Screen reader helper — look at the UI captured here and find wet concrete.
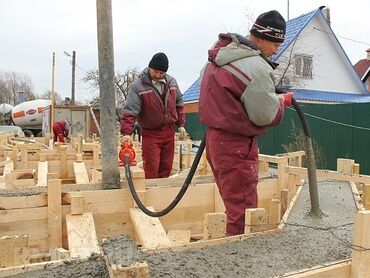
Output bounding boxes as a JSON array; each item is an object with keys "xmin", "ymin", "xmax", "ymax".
[{"xmin": 9, "ymin": 179, "xmax": 357, "ymax": 277}]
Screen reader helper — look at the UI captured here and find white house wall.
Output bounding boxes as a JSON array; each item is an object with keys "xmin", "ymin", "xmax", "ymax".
[{"xmin": 278, "ymin": 13, "xmax": 366, "ymax": 94}]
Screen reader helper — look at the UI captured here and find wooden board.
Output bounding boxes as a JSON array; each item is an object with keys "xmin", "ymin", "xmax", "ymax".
[
  {"xmin": 66, "ymin": 212, "xmax": 100, "ymax": 259},
  {"xmin": 129, "ymin": 207, "xmax": 171, "ymax": 249},
  {"xmin": 73, "ymin": 162, "xmax": 90, "ymax": 184},
  {"xmin": 37, "ymin": 161, "xmax": 48, "ymax": 186}
]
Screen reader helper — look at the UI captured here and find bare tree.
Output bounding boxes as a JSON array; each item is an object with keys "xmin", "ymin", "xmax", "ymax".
[
  {"xmin": 0, "ymin": 71, "xmax": 36, "ymax": 105},
  {"xmin": 38, "ymin": 90, "xmax": 63, "ymax": 102},
  {"xmin": 83, "ymin": 69, "xmax": 138, "ymax": 121}
]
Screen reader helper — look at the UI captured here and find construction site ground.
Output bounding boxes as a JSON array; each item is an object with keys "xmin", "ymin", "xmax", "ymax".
[{"xmin": 8, "ymin": 178, "xmax": 356, "ymax": 278}]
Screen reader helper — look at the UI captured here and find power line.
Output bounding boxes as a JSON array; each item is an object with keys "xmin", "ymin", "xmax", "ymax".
[
  {"xmin": 287, "ymin": 107, "xmax": 370, "ymax": 131},
  {"xmin": 313, "ymin": 27, "xmax": 370, "ymax": 47}
]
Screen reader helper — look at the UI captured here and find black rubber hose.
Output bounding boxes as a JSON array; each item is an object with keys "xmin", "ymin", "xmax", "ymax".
[
  {"xmin": 276, "ymin": 88, "xmax": 321, "ymax": 216},
  {"xmin": 291, "ymin": 98, "xmax": 322, "ymax": 217},
  {"xmin": 125, "ymin": 136, "xmax": 206, "ymax": 217}
]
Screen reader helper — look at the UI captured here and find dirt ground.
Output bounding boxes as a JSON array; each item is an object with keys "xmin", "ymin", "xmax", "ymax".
[{"xmin": 9, "ymin": 179, "xmax": 356, "ymax": 278}]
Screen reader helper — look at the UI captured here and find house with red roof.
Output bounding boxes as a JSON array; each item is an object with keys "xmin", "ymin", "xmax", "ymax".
[{"xmin": 354, "ymin": 49, "xmax": 370, "ymax": 91}]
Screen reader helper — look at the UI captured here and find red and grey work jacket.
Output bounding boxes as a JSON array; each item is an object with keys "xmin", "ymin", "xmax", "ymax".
[
  {"xmin": 120, "ymin": 68, "xmax": 185, "ymax": 135},
  {"xmin": 199, "ymin": 33, "xmax": 284, "ymax": 138}
]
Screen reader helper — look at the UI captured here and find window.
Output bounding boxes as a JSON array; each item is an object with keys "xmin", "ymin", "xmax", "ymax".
[{"xmin": 294, "ymin": 54, "xmax": 313, "ymax": 79}]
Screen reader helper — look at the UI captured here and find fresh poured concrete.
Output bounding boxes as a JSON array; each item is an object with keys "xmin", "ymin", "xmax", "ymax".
[{"xmin": 9, "ymin": 179, "xmax": 357, "ymax": 278}]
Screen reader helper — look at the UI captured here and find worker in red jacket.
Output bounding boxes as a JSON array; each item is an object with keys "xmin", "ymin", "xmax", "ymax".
[
  {"xmin": 53, "ymin": 120, "xmax": 71, "ymax": 143},
  {"xmin": 199, "ymin": 10, "xmax": 293, "ymax": 236},
  {"xmin": 120, "ymin": 52, "xmax": 186, "ymax": 179}
]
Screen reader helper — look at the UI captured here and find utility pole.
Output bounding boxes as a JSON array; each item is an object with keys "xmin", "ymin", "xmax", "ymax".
[
  {"xmin": 71, "ymin": 51, "xmax": 76, "ymax": 105},
  {"xmin": 96, "ymin": 0, "xmax": 121, "ymax": 189},
  {"xmin": 287, "ymin": 0, "xmax": 290, "ymax": 20},
  {"xmin": 51, "ymin": 52, "xmax": 55, "ymax": 138}
]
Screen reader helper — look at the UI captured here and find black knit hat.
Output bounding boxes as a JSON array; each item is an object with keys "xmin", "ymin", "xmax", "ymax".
[
  {"xmin": 250, "ymin": 10, "xmax": 286, "ymax": 43},
  {"xmin": 148, "ymin": 52, "xmax": 169, "ymax": 72}
]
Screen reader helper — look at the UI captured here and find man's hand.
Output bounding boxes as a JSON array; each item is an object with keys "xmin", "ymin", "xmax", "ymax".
[
  {"xmin": 122, "ymin": 135, "xmax": 133, "ymax": 145},
  {"xmin": 279, "ymin": 92, "xmax": 294, "ymax": 107},
  {"xmin": 178, "ymin": 127, "xmax": 187, "ymax": 140}
]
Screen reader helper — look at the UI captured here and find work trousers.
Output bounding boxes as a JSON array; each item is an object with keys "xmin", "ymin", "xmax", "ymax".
[
  {"xmin": 141, "ymin": 127, "xmax": 175, "ymax": 179},
  {"xmin": 206, "ymin": 128, "xmax": 259, "ymax": 236}
]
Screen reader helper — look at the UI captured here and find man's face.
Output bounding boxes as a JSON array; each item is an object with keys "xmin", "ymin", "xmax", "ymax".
[
  {"xmin": 257, "ymin": 39, "xmax": 281, "ymax": 58},
  {"xmin": 149, "ymin": 68, "xmax": 166, "ymax": 81}
]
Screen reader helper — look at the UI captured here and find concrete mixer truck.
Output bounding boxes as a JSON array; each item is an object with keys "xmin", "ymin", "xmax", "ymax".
[
  {"xmin": 0, "ymin": 99, "xmax": 51, "ymax": 137},
  {"xmin": 0, "ymin": 99, "xmax": 95, "ymax": 137}
]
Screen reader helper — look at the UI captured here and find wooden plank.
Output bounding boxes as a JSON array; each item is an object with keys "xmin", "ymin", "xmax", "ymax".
[
  {"xmin": 167, "ymin": 230, "xmax": 191, "ymax": 245},
  {"xmin": 278, "ymin": 185, "xmax": 303, "ymax": 230},
  {"xmin": 37, "ymin": 161, "xmax": 48, "ymax": 186},
  {"xmin": 0, "ymin": 259, "xmax": 65, "ymax": 277},
  {"xmin": 142, "ymin": 228, "xmax": 279, "ymax": 253},
  {"xmin": 203, "ymin": 212, "xmax": 226, "ymax": 240},
  {"xmin": 351, "ymin": 211, "xmax": 370, "ymax": 278},
  {"xmin": 66, "ymin": 212, "xmax": 100, "ymax": 258},
  {"xmin": 278, "ymin": 259, "xmax": 351, "ymax": 278},
  {"xmin": 287, "ymin": 166, "xmax": 370, "ymax": 184},
  {"xmin": 73, "ymin": 161, "xmax": 90, "ymax": 184},
  {"xmin": 107, "ymin": 261, "xmax": 150, "ymax": 278},
  {"xmin": 48, "ymin": 179, "xmax": 62, "ymax": 250},
  {"xmin": 0, "ymin": 194, "xmax": 47, "ymax": 210},
  {"xmin": 129, "ymin": 207, "xmax": 171, "ymax": 249}
]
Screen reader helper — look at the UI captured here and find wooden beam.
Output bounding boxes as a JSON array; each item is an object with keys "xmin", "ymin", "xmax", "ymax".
[
  {"xmin": 66, "ymin": 212, "xmax": 100, "ymax": 259},
  {"xmin": 48, "ymin": 179, "xmax": 62, "ymax": 250},
  {"xmin": 351, "ymin": 211, "xmax": 370, "ymax": 278},
  {"xmin": 129, "ymin": 207, "xmax": 171, "ymax": 249},
  {"xmin": 73, "ymin": 161, "xmax": 90, "ymax": 184},
  {"xmin": 287, "ymin": 166, "xmax": 370, "ymax": 184},
  {"xmin": 203, "ymin": 212, "xmax": 226, "ymax": 240},
  {"xmin": 0, "ymin": 259, "xmax": 65, "ymax": 277},
  {"xmin": 279, "ymin": 259, "xmax": 351, "ymax": 278},
  {"xmin": 37, "ymin": 161, "xmax": 48, "ymax": 186}
]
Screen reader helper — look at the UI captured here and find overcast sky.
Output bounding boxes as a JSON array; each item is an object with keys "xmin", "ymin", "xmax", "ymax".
[{"xmin": 1, "ymin": 0, "xmax": 369, "ymax": 103}]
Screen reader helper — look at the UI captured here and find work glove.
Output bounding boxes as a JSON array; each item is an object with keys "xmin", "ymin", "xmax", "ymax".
[
  {"xmin": 279, "ymin": 92, "xmax": 294, "ymax": 107},
  {"xmin": 178, "ymin": 127, "xmax": 187, "ymax": 140},
  {"xmin": 121, "ymin": 135, "xmax": 133, "ymax": 145}
]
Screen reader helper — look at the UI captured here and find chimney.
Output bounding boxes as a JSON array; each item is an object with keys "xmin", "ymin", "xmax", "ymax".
[
  {"xmin": 321, "ymin": 6, "xmax": 331, "ymax": 25},
  {"xmin": 367, "ymin": 48, "xmax": 370, "ymax": 61}
]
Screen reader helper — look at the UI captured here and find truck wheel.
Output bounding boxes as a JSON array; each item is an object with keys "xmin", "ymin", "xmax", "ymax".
[
  {"xmin": 23, "ymin": 129, "xmax": 33, "ymax": 137},
  {"xmin": 36, "ymin": 131, "xmax": 43, "ymax": 137}
]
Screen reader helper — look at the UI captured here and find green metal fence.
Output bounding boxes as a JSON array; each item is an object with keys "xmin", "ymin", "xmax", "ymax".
[{"xmin": 185, "ymin": 103, "xmax": 370, "ymax": 174}]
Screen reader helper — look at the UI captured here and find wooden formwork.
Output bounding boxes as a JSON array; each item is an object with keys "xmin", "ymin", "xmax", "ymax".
[{"xmin": 0, "ymin": 131, "xmax": 369, "ymax": 277}]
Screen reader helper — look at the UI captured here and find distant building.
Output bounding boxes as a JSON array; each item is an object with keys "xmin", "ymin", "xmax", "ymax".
[
  {"xmin": 354, "ymin": 49, "xmax": 370, "ymax": 91},
  {"xmin": 183, "ymin": 6, "xmax": 370, "ymax": 112}
]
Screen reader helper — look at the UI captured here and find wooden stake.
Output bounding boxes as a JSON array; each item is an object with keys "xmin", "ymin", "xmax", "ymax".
[
  {"xmin": 48, "ymin": 179, "xmax": 62, "ymax": 250},
  {"xmin": 203, "ymin": 212, "xmax": 226, "ymax": 239},
  {"xmin": 245, "ymin": 208, "xmax": 267, "ymax": 234},
  {"xmin": 351, "ymin": 211, "xmax": 370, "ymax": 278}
]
